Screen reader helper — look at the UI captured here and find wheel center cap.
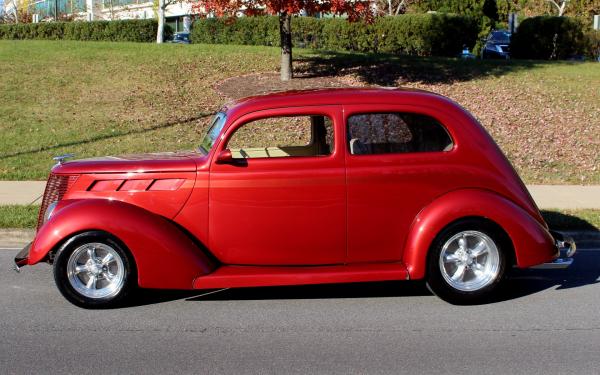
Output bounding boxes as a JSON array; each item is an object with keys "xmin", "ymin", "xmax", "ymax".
[
  {"xmin": 456, "ymin": 250, "xmax": 470, "ymax": 263},
  {"xmin": 89, "ymin": 263, "xmax": 102, "ymax": 276}
]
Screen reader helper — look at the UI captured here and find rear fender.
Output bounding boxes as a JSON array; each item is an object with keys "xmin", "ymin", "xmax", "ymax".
[
  {"xmin": 402, "ymin": 189, "xmax": 556, "ymax": 280},
  {"xmin": 29, "ymin": 199, "xmax": 215, "ymax": 289}
]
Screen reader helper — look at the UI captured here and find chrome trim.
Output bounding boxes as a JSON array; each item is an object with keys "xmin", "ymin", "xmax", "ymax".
[
  {"xmin": 559, "ymin": 236, "xmax": 577, "ymax": 258},
  {"xmin": 13, "ymin": 242, "xmax": 32, "ymax": 273},
  {"xmin": 531, "ymin": 258, "xmax": 573, "ymax": 270},
  {"xmin": 532, "ymin": 232, "xmax": 576, "ymax": 270},
  {"xmin": 52, "ymin": 153, "xmax": 75, "ymax": 166},
  {"xmin": 43, "ymin": 201, "xmax": 58, "ymax": 224}
]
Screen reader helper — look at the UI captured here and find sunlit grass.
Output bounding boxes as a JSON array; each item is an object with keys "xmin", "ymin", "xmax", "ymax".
[{"xmin": 0, "ymin": 40, "xmax": 598, "ymax": 183}]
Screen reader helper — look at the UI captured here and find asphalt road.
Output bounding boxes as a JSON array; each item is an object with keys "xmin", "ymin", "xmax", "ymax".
[{"xmin": 1, "ymin": 244, "xmax": 600, "ymax": 375}]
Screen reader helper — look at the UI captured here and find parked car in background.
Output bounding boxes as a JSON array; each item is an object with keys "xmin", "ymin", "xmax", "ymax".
[
  {"xmin": 14, "ymin": 88, "xmax": 576, "ymax": 308},
  {"xmin": 482, "ymin": 30, "xmax": 511, "ymax": 59},
  {"xmin": 168, "ymin": 32, "xmax": 190, "ymax": 44}
]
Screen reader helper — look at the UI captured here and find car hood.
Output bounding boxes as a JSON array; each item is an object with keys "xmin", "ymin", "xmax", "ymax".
[{"xmin": 52, "ymin": 151, "xmax": 201, "ymax": 175}]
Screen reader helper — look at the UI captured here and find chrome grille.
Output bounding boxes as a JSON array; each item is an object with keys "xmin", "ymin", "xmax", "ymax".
[{"xmin": 37, "ymin": 174, "xmax": 78, "ymax": 231}]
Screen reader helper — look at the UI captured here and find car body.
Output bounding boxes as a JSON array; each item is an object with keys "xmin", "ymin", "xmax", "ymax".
[
  {"xmin": 14, "ymin": 88, "xmax": 575, "ymax": 307},
  {"xmin": 168, "ymin": 32, "xmax": 190, "ymax": 44},
  {"xmin": 482, "ymin": 30, "xmax": 511, "ymax": 59}
]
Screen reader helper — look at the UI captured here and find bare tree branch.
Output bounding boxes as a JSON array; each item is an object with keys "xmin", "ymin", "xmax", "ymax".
[
  {"xmin": 545, "ymin": 0, "xmax": 568, "ymax": 16},
  {"xmin": 394, "ymin": 0, "xmax": 407, "ymax": 16}
]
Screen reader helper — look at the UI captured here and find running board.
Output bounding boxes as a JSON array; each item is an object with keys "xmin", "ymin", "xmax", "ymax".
[{"xmin": 193, "ymin": 263, "xmax": 409, "ymax": 290}]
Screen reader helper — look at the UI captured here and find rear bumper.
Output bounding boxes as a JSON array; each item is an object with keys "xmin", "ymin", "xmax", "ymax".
[
  {"xmin": 531, "ymin": 231, "xmax": 576, "ymax": 270},
  {"xmin": 13, "ymin": 242, "xmax": 32, "ymax": 273}
]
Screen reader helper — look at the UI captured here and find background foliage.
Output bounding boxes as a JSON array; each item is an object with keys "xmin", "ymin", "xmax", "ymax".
[
  {"xmin": 511, "ymin": 16, "xmax": 588, "ymax": 59},
  {"xmin": 192, "ymin": 14, "xmax": 480, "ymax": 57},
  {"xmin": 0, "ymin": 20, "xmax": 169, "ymax": 42}
]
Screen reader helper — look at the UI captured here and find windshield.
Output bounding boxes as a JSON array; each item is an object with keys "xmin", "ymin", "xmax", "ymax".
[
  {"xmin": 490, "ymin": 31, "xmax": 511, "ymax": 44},
  {"xmin": 199, "ymin": 113, "xmax": 227, "ymax": 154}
]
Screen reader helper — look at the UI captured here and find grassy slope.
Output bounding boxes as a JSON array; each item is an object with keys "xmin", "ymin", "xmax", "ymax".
[
  {"xmin": 0, "ymin": 40, "xmax": 598, "ymax": 183},
  {"xmin": 408, "ymin": 61, "xmax": 600, "ymax": 185},
  {"xmin": 0, "ymin": 40, "xmax": 278, "ymax": 179},
  {"xmin": 303, "ymin": 51, "xmax": 600, "ymax": 184}
]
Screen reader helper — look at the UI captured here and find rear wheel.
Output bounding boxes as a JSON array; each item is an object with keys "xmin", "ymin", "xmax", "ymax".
[
  {"xmin": 53, "ymin": 231, "xmax": 136, "ymax": 308},
  {"xmin": 426, "ymin": 219, "xmax": 509, "ymax": 304}
]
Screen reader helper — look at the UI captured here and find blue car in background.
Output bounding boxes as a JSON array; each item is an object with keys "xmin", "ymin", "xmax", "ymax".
[
  {"xmin": 168, "ymin": 32, "xmax": 191, "ymax": 44},
  {"xmin": 482, "ymin": 30, "xmax": 511, "ymax": 59}
]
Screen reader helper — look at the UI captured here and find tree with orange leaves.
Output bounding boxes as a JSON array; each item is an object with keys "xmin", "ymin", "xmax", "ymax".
[{"xmin": 192, "ymin": 0, "xmax": 374, "ymax": 81}]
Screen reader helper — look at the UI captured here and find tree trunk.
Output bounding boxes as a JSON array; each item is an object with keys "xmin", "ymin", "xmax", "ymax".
[
  {"xmin": 558, "ymin": 2, "xmax": 566, "ymax": 16},
  {"xmin": 279, "ymin": 12, "xmax": 292, "ymax": 81},
  {"xmin": 394, "ymin": 0, "xmax": 406, "ymax": 15},
  {"xmin": 13, "ymin": 4, "xmax": 19, "ymax": 23},
  {"xmin": 157, "ymin": 0, "xmax": 165, "ymax": 44}
]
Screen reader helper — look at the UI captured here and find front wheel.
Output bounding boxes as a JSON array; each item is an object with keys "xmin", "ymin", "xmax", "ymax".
[
  {"xmin": 426, "ymin": 219, "xmax": 509, "ymax": 304},
  {"xmin": 53, "ymin": 231, "xmax": 136, "ymax": 308}
]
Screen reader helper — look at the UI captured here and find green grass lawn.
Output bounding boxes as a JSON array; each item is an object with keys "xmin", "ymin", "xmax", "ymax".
[
  {"xmin": 0, "ymin": 40, "xmax": 279, "ymax": 180},
  {"xmin": 0, "ymin": 40, "xmax": 598, "ymax": 183},
  {"xmin": 0, "ymin": 205, "xmax": 39, "ymax": 228},
  {"xmin": 1, "ymin": 204, "xmax": 598, "ymax": 231}
]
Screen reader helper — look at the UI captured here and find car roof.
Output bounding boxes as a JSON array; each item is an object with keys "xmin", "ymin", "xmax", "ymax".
[{"xmin": 223, "ymin": 87, "xmax": 459, "ymax": 118}]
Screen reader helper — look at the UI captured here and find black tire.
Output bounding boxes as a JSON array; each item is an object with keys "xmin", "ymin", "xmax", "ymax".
[
  {"xmin": 53, "ymin": 231, "xmax": 136, "ymax": 309},
  {"xmin": 426, "ymin": 218, "xmax": 509, "ymax": 305}
]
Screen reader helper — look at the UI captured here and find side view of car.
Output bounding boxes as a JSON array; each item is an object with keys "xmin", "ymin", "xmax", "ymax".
[
  {"xmin": 14, "ymin": 88, "xmax": 575, "ymax": 308},
  {"xmin": 168, "ymin": 32, "xmax": 190, "ymax": 44}
]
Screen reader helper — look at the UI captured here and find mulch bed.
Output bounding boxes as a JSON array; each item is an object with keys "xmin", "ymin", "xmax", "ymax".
[{"xmin": 215, "ymin": 72, "xmax": 351, "ymax": 100}]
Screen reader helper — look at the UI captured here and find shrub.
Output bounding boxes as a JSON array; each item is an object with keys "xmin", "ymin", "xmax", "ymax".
[
  {"xmin": 0, "ymin": 19, "xmax": 161, "ymax": 42},
  {"xmin": 191, "ymin": 14, "xmax": 479, "ymax": 57},
  {"xmin": 511, "ymin": 16, "xmax": 587, "ymax": 60},
  {"xmin": 584, "ymin": 29, "xmax": 600, "ymax": 60}
]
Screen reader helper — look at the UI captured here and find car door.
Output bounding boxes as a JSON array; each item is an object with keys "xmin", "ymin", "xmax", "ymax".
[
  {"xmin": 208, "ymin": 106, "xmax": 346, "ymax": 266},
  {"xmin": 343, "ymin": 104, "xmax": 456, "ymax": 264}
]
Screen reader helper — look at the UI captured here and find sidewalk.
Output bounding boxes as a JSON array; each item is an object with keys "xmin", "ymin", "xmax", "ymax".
[
  {"xmin": 0, "ymin": 181, "xmax": 46, "ymax": 205},
  {"xmin": 0, "ymin": 181, "xmax": 598, "ymax": 209},
  {"xmin": 526, "ymin": 185, "xmax": 600, "ymax": 209}
]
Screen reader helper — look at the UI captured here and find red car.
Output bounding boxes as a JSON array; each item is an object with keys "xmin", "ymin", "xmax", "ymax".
[{"xmin": 14, "ymin": 88, "xmax": 575, "ymax": 308}]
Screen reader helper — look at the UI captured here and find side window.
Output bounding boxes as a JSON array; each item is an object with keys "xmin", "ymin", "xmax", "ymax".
[
  {"xmin": 227, "ymin": 115, "xmax": 334, "ymax": 159},
  {"xmin": 347, "ymin": 113, "xmax": 453, "ymax": 155}
]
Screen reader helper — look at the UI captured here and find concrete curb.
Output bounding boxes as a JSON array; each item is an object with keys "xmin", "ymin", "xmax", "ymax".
[{"xmin": 0, "ymin": 229, "xmax": 35, "ymax": 248}]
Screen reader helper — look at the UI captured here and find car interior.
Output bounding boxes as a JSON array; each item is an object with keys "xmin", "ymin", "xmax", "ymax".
[{"xmin": 229, "ymin": 115, "xmax": 333, "ymax": 159}]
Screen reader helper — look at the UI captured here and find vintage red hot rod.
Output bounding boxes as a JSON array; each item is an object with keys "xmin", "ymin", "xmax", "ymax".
[{"xmin": 14, "ymin": 88, "xmax": 575, "ymax": 307}]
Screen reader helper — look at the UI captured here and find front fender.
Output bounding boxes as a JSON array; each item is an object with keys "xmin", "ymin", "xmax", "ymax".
[
  {"xmin": 29, "ymin": 199, "xmax": 215, "ymax": 289},
  {"xmin": 402, "ymin": 189, "xmax": 556, "ymax": 280}
]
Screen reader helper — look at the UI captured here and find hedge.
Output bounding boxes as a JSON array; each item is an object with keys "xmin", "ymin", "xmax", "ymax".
[
  {"xmin": 191, "ymin": 15, "xmax": 479, "ymax": 57},
  {"xmin": 511, "ymin": 16, "xmax": 587, "ymax": 60},
  {"xmin": 0, "ymin": 20, "xmax": 167, "ymax": 42},
  {"xmin": 584, "ymin": 29, "xmax": 600, "ymax": 60}
]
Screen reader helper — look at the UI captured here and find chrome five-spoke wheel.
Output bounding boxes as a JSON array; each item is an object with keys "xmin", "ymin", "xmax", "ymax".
[
  {"xmin": 427, "ymin": 219, "xmax": 508, "ymax": 304},
  {"xmin": 67, "ymin": 243, "xmax": 125, "ymax": 299},
  {"xmin": 54, "ymin": 231, "xmax": 135, "ymax": 308},
  {"xmin": 438, "ymin": 231, "xmax": 500, "ymax": 292}
]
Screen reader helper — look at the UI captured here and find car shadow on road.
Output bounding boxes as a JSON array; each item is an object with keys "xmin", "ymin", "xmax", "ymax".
[
  {"xmin": 125, "ymin": 231, "xmax": 599, "ymax": 307},
  {"xmin": 498, "ymin": 248, "xmax": 600, "ymax": 302},
  {"xmin": 125, "ymin": 247, "xmax": 599, "ymax": 307}
]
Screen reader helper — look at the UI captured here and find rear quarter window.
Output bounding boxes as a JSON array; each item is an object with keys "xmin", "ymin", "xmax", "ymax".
[{"xmin": 347, "ymin": 113, "xmax": 453, "ymax": 155}]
